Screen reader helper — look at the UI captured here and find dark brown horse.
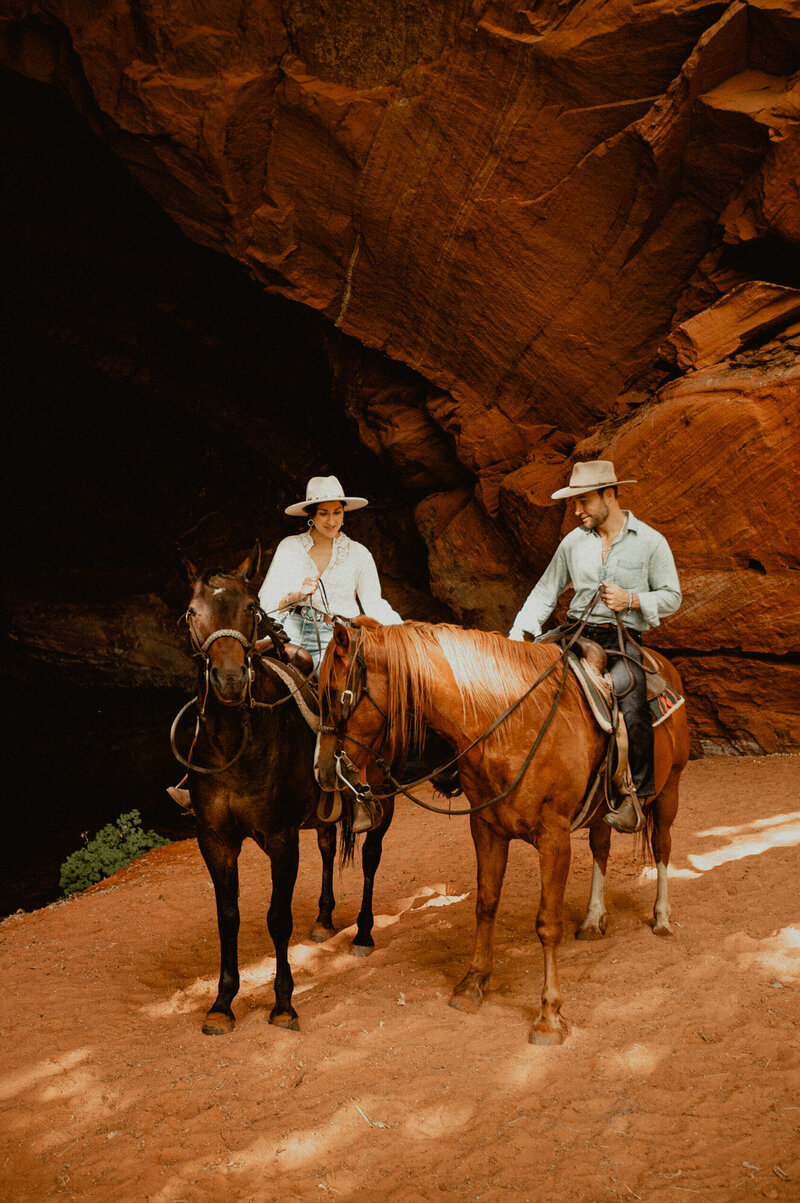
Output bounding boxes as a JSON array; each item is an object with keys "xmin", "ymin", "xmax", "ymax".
[
  {"xmin": 317, "ymin": 618, "xmax": 690, "ymax": 1045},
  {"xmin": 174, "ymin": 548, "xmax": 396, "ymax": 1034}
]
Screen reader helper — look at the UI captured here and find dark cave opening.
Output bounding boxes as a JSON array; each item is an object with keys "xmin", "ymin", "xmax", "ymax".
[{"xmin": 0, "ymin": 68, "xmax": 439, "ymax": 915}]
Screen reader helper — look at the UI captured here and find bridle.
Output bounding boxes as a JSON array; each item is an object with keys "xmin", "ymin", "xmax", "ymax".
[
  {"xmin": 184, "ymin": 603, "xmax": 267, "ymax": 717},
  {"xmin": 319, "ymin": 626, "xmax": 384, "ymax": 808},
  {"xmin": 170, "ymin": 593, "xmax": 303, "ymax": 776}
]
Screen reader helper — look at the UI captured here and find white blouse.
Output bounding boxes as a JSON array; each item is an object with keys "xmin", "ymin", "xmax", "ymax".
[{"xmin": 258, "ymin": 532, "xmax": 402, "ymax": 625}]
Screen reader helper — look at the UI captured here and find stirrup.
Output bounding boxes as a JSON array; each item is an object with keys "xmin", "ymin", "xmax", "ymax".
[{"xmin": 317, "ymin": 790, "xmax": 343, "ymax": 823}]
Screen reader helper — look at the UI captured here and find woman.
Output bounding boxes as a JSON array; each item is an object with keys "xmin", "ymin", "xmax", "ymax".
[
  {"xmin": 168, "ymin": 476, "xmax": 400, "ymax": 825},
  {"xmin": 259, "ymin": 475, "xmax": 402, "ymax": 673}
]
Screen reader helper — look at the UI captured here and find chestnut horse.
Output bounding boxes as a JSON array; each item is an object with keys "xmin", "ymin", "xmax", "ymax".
[
  {"xmin": 174, "ymin": 548, "xmax": 396, "ymax": 1035},
  {"xmin": 317, "ymin": 618, "xmax": 689, "ymax": 1045}
]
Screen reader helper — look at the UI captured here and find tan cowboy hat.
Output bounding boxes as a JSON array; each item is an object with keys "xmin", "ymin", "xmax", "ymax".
[
  {"xmin": 551, "ymin": 460, "xmax": 637, "ymax": 500},
  {"xmin": 284, "ymin": 475, "xmax": 369, "ymax": 517}
]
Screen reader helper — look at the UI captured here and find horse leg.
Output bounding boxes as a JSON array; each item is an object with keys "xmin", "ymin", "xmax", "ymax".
[
  {"xmin": 351, "ymin": 800, "xmax": 394, "ymax": 957},
  {"xmin": 198, "ymin": 830, "xmax": 242, "ymax": 1036},
  {"xmin": 266, "ymin": 833, "xmax": 301, "ymax": 1030},
  {"xmin": 530, "ymin": 826, "xmax": 571, "ymax": 1045},
  {"xmin": 651, "ymin": 766, "xmax": 680, "ymax": 938},
  {"xmin": 576, "ymin": 818, "xmax": 611, "ymax": 940},
  {"xmin": 450, "ymin": 816, "xmax": 509, "ymax": 1014},
  {"xmin": 310, "ymin": 824, "xmax": 337, "ymax": 943}
]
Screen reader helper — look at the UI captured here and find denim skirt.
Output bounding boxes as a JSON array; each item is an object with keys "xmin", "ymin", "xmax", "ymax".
[{"xmin": 279, "ymin": 609, "xmax": 334, "ymax": 674}]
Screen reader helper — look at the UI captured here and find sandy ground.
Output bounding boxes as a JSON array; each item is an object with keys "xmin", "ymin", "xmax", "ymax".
[{"xmin": 1, "ymin": 754, "xmax": 799, "ymax": 1203}]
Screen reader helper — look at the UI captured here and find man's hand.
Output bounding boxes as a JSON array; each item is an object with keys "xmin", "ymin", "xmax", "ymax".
[
  {"xmin": 601, "ymin": 582, "xmax": 636, "ymax": 612},
  {"xmin": 508, "ymin": 625, "xmax": 539, "ymax": 642}
]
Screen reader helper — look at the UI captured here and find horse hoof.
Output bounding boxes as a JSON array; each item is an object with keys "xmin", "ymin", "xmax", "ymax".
[
  {"xmin": 349, "ymin": 941, "xmax": 374, "ymax": 958},
  {"xmin": 310, "ymin": 924, "xmax": 336, "ymax": 943},
  {"xmin": 270, "ymin": 1011, "xmax": 300, "ymax": 1031},
  {"xmin": 449, "ymin": 991, "xmax": 481, "ymax": 1015},
  {"xmin": 203, "ymin": 1011, "xmax": 235, "ymax": 1036},
  {"xmin": 575, "ymin": 923, "xmax": 606, "ymax": 941},
  {"xmin": 653, "ymin": 922, "xmax": 675, "ymax": 939},
  {"xmin": 529, "ymin": 1021, "xmax": 567, "ymax": 1046}
]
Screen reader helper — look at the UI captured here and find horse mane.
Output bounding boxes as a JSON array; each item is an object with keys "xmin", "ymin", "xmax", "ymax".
[{"xmin": 359, "ymin": 621, "xmax": 558, "ymax": 752}]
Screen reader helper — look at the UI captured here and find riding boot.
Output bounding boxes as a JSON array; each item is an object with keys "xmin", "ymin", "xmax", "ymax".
[{"xmin": 604, "ymin": 792, "xmax": 647, "ymax": 833}]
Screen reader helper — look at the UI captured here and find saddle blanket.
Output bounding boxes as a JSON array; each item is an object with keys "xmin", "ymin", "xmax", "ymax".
[{"xmin": 650, "ymin": 685, "xmax": 685, "ymax": 727}]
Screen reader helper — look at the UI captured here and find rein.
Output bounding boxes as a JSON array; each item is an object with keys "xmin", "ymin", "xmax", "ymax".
[{"xmin": 322, "ymin": 589, "xmax": 604, "ymax": 817}]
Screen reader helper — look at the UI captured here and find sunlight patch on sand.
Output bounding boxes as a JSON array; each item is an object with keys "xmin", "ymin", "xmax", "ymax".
[
  {"xmin": 726, "ymin": 926, "xmax": 800, "ymax": 983},
  {"xmin": 403, "ymin": 1101, "xmax": 474, "ymax": 1140},
  {"xmin": 147, "ymin": 1107, "xmax": 363, "ymax": 1200},
  {"xmin": 639, "ymin": 865, "xmax": 700, "ymax": 881},
  {"xmin": 141, "ymin": 887, "xmax": 469, "ymax": 1018},
  {"xmin": 610, "ymin": 1042, "xmax": 662, "ymax": 1075},
  {"xmin": 139, "ymin": 954, "xmax": 283, "ymax": 1017},
  {"xmin": 497, "ymin": 1049, "xmax": 555, "ymax": 1090},
  {"xmin": 0, "ymin": 1046, "xmax": 89, "ymax": 1102},
  {"xmin": 688, "ymin": 812, "xmax": 800, "ymax": 872},
  {"xmin": 418, "ymin": 889, "xmax": 471, "ymax": 909},
  {"xmin": 224, "ymin": 1104, "xmax": 359, "ymax": 1175},
  {"xmin": 699, "ymin": 813, "xmax": 800, "ymax": 838}
]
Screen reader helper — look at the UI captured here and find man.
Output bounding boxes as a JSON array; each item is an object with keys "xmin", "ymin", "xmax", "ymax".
[{"xmin": 508, "ymin": 460, "xmax": 681, "ymax": 833}]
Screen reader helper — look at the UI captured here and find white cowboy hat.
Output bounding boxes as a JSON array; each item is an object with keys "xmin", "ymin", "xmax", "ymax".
[
  {"xmin": 551, "ymin": 460, "xmax": 637, "ymax": 500},
  {"xmin": 284, "ymin": 475, "xmax": 369, "ymax": 517}
]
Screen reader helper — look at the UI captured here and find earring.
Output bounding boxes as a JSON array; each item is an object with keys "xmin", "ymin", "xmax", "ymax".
[{"xmin": 307, "ymin": 517, "xmax": 314, "ymax": 529}]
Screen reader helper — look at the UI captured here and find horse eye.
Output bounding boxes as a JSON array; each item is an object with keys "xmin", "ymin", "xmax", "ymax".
[{"xmin": 187, "ymin": 606, "xmax": 198, "ymax": 617}]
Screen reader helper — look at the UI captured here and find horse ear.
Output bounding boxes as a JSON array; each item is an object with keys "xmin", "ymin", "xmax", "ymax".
[
  {"xmin": 333, "ymin": 621, "xmax": 350, "ymax": 651},
  {"xmin": 235, "ymin": 541, "xmax": 261, "ymax": 581},
  {"xmin": 176, "ymin": 551, "xmax": 199, "ymax": 584}
]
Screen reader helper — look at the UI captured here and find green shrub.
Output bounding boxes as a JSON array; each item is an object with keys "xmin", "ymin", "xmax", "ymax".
[{"xmin": 59, "ymin": 809, "xmax": 170, "ymax": 897}]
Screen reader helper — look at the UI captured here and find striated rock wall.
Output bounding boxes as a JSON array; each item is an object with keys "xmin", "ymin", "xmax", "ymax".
[{"xmin": 2, "ymin": 0, "xmax": 799, "ymax": 751}]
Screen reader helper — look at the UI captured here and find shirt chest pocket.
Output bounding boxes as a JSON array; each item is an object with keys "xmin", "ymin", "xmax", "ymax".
[{"xmin": 605, "ymin": 551, "xmax": 644, "ymax": 589}]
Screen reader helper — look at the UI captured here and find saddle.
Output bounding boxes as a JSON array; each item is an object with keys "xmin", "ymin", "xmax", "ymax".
[
  {"xmin": 556, "ymin": 636, "xmax": 684, "ymax": 831},
  {"xmin": 538, "ymin": 628, "xmax": 684, "ymax": 725}
]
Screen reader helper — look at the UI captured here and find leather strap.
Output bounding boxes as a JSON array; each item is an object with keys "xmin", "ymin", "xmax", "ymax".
[{"xmin": 259, "ymin": 657, "xmax": 320, "ymax": 732}]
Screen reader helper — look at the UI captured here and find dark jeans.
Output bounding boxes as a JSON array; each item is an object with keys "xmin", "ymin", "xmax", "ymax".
[{"xmin": 584, "ymin": 624, "xmax": 655, "ymax": 798}]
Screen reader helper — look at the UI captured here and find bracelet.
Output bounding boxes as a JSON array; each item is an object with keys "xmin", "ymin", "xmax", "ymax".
[{"xmin": 626, "ymin": 590, "xmax": 634, "ymax": 613}]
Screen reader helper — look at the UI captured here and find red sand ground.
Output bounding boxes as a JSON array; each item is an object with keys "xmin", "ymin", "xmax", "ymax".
[{"xmin": 2, "ymin": 754, "xmax": 799, "ymax": 1202}]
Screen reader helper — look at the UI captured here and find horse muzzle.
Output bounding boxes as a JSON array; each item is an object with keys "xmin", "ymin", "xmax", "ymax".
[{"xmin": 209, "ymin": 664, "xmax": 250, "ymax": 705}]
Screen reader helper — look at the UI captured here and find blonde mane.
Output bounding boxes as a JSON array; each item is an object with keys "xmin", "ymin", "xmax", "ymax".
[{"xmin": 355, "ymin": 622, "xmax": 560, "ymax": 752}]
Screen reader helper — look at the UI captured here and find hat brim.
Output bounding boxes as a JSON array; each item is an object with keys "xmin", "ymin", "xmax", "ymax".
[
  {"xmin": 551, "ymin": 479, "xmax": 637, "ymax": 500},
  {"xmin": 284, "ymin": 495, "xmax": 369, "ymax": 517}
]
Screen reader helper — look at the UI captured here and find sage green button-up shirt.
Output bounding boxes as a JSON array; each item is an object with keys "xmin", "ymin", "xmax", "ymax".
[{"xmin": 509, "ymin": 512, "xmax": 681, "ymax": 639}]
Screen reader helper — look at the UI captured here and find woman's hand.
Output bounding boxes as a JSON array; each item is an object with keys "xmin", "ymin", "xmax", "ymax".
[{"xmin": 284, "ymin": 576, "xmax": 319, "ymax": 606}]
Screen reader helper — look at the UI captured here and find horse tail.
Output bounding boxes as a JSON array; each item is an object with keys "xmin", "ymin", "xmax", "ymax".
[{"xmin": 337, "ymin": 807, "xmax": 357, "ymax": 869}]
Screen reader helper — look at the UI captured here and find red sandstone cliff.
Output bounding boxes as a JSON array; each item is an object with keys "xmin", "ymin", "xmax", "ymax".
[{"xmin": 2, "ymin": 0, "xmax": 798, "ymax": 751}]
